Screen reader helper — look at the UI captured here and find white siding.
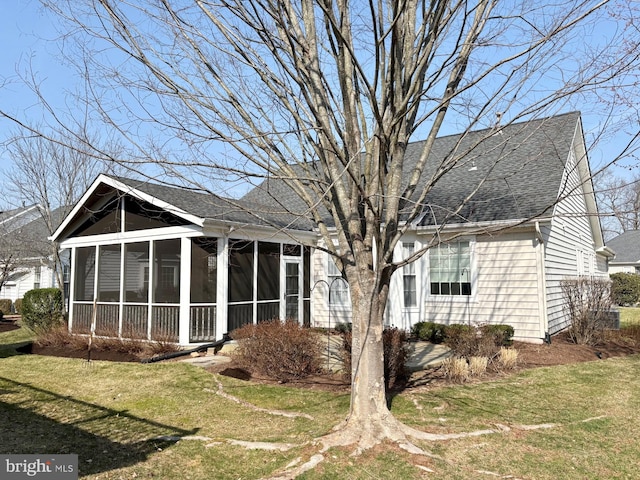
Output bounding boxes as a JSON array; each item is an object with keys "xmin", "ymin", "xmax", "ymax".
[
  {"xmin": 423, "ymin": 231, "xmax": 544, "ymax": 342},
  {"xmin": 543, "ymin": 147, "xmax": 607, "ymax": 334},
  {"xmin": 310, "ymin": 247, "xmax": 352, "ymax": 328},
  {"xmin": 0, "ymin": 264, "xmax": 58, "ymax": 305}
]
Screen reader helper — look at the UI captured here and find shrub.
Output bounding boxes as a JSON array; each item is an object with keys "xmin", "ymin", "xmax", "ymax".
[
  {"xmin": 34, "ymin": 325, "xmax": 180, "ymax": 360},
  {"xmin": 230, "ymin": 320, "xmax": 323, "ymax": 382},
  {"xmin": 382, "ymin": 327, "xmax": 410, "ymax": 390},
  {"xmin": 561, "ymin": 277, "xmax": 613, "ymax": 345},
  {"xmin": 13, "ymin": 298, "xmax": 23, "ymax": 314},
  {"xmin": 443, "ymin": 323, "xmax": 515, "ymax": 359},
  {"xmin": 411, "ymin": 321, "xmax": 446, "ymax": 343},
  {"xmin": 610, "ymin": 273, "xmax": 640, "ymax": 306},
  {"xmin": 21, "ymin": 288, "xmax": 64, "ymax": 333},
  {"xmin": 0, "ymin": 299, "xmax": 12, "ymax": 317},
  {"xmin": 441, "ymin": 357, "xmax": 470, "ymax": 383},
  {"xmin": 334, "ymin": 322, "xmax": 352, "ymax": 334},
  {"xmin": 443, "ymin": 324, "xmax": 476, "ymax": 357},
  {"xmin": 480, "ymin": 324, "xmax": 514, "ymax": 347},
  {"xmin": 498, "ymin": 347, "xmax": 519, "ymax": 370},
  {"xmin": 340, "ymin": 326, "xmax": 410, "ymax": 390}
]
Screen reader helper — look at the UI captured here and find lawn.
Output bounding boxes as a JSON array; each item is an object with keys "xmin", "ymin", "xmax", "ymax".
[
  {"xmin": 1, "ymin": 327, "xmax": 639, "ymax": 479},
  {"xmin": 619, "ymin": 306, "xmax": 640, "ymax": 326}
]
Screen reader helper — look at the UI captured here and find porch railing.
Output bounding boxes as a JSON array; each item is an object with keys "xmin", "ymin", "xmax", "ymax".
[{"xmin": 190, "ymin": 305, "xmax": 216, "ymax": 342}]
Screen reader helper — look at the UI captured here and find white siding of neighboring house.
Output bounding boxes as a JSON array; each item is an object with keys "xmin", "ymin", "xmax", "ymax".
[
  {"xmin": 0, "ymin": 264, "xmax": 58, "ymax": 306},
  {"xmin": 609, "ymin": 264, "xmax": 639, "ymax": 275},
  {"xmin": 542, "ymin": 146, "xmax": 607, "ymax": 335},
  {"xmin": 419, "ymin": 230, "xmax": 545, "ymax": 342}
]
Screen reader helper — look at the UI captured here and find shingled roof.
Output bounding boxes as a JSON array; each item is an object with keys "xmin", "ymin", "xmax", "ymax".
[
  {"xmin": 607, "ymin": 230, "xmax": 640, "ymax": 265},
  {"xmin": 241, "ymin": 111, "xmax": 581, "ymax": 227},
  {"xmin": 56, "ymin": 112, "xmax": 583, "ymax": 239}
]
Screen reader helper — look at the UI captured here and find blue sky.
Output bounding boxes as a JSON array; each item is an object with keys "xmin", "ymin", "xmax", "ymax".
[{"xmin": 0, "ymin": 1, "xmax": 637, "ymax": 210}]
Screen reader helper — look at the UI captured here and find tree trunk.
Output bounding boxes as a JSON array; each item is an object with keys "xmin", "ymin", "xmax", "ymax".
[{"xmin": 321, "ymin": 264, "xmax": 413, "ymax": 452}]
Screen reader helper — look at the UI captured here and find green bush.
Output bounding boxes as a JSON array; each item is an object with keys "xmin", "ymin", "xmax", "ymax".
[
  {"xmin": 13, "ymin": 298, "xmax": 23, "ymax": 314},
  {"xmin": 0, "ymin": 299, "xmax": 12, "ymax": 317},
  {"xmin": 480, "ymin": 324, "xmax": 514, "ymax": 347},
  {"xmin": 21, "ymin": 288, "xmax": 64, "ymax": 333},
  {"xmin": 334, "ymin": 321, "xmax": 352, "ymax": 334},
  {"xmin": 411, "ymin": 321, "xmax": 446, "ymax": 343},
  {"xmin": 230, "ymin": 319, "xmax": 323, "ymax": 382},
  {"xmin": 610, "ymin": 273, "xmax": 640, "ymax": 306}
]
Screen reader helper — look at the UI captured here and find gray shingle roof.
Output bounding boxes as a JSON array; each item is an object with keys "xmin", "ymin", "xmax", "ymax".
[
  {"xmin": 242, "ymin": 111, "xmax": 580, "ymax": 227},
  {"xmin": 89, "ymin": 112, "xmax": 581, "ymax": 233},
  {"xmin": 113, "ymin": 176, "xmax": 314, "ymax": 230},
  {"xmin": 607, "ymin": 230, "xmax": 640, "ymax": 264}
]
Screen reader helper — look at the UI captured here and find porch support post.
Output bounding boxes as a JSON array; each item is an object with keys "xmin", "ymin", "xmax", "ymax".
[
  {"xmin": 68, "ymin": 246, "xmax": 76, "ymax": 333},
  {"xmin": 179, "ymin": 236, "xmax": 191, "ymax": 345},
  {"xmin": 217, "ymin": 236, "xmax": 229, "ymax": 341}
]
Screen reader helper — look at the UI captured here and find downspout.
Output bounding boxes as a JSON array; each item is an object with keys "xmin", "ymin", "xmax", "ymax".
[{"xmin": 535, "ymin": 222, "xmax": 550, "ymax": 342}]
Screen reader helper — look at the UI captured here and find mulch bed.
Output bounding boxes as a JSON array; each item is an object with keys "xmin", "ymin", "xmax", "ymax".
[
  {"xmin": 6, "ymin": 319, "xmax": 640, "ymax": 391},
  {"xmin": 0, "ymin": 318, "xmax": 20, "ymax": 334}
]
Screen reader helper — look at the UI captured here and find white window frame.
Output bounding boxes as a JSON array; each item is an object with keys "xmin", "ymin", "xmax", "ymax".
[
  {"xmin": 327, "ymin": 256, "xmax": 350, "ymax": 307},
  {"xmin": 428, "ymin": 238, "xmax": 475, "ymax": 300},
  {"xmin": 402, "ymin": 242, "xmax": 417, "ymax": 308}
]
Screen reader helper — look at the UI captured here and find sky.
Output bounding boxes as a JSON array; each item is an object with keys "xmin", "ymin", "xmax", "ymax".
[{"xmin": 0, "ymin": 1, "xmax": 638, "ymax": 211}]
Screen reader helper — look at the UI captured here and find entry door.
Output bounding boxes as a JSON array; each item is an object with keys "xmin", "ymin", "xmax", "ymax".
[{"xmin": 284, "ymin": 260, "xmax": 301, "ymax": 321}]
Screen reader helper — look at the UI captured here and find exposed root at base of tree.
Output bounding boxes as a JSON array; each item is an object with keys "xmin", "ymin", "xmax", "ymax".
[
  {"xmin": 261, "ymin": 414, "xmax": 607, "ymax": 479},
  {"xmin": 206, "ymin": 379, "xmax": 314, "ymax": 419}
]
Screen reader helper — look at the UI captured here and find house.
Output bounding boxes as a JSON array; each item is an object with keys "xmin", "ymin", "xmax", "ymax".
[
  {"xmin": 606, "ymin": 230, "xmax": 640, "ymax": 274},
  {"xmin": 51, "ymin": 111, "xmax": 613, "ymax": 344},
  {"xmin": 0, "ymin": 205, "xmax": 66, "ymax": 306}
]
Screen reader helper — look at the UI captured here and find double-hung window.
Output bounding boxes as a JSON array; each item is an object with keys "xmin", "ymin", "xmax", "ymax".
[
  {"xmin": 402, "ymin": 242, "xmax": 417, "ymax": 307},
  {"xmin": 328, "ymin": 258, "xmax": 349, "ymax": 306},
  {"xmin": 429, "ymin": 240, "xmax": 472, "ymax": 296}
]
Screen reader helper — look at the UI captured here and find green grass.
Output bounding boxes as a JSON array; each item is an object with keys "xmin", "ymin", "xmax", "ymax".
[
  {"xmin": 619, "ymin": 306, "xmax": 640, "ymax": 327},
  {"xmin": 0, "ymin": 322, "xmax": 34, "ymax": 357},
  {"xmin": 2, "ymin": 326, "xmax": 640, "ymax": 479}
]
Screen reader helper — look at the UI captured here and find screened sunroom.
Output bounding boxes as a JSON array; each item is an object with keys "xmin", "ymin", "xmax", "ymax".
[{"xmin": 52, "ymin": 175, "xmax": 313, "ymax": 346}]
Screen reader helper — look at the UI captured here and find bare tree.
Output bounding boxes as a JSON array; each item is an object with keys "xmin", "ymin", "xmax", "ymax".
[
  {"xmin": 3, "ymin": 130, "xmax": 113, "ymax": 297},
  {"xmin": 595, "ymin": 169, "xmax": 640, "ymax": 240},
  {"xmin": 2, "ymin": 0, "xmax": 638, "ymax": 458}
]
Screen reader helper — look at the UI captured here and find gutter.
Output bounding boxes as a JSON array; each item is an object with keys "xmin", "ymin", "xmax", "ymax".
[{"xmin": 535, "ymin": 221, "xmax": 549, "ymax": 341}]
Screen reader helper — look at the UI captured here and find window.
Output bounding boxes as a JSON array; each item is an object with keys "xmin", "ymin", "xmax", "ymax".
[
  {"xmin": 33, "ymin": 266, "xmax": 41, "ymax": 290},
  {"xmin": 429, "ymin": 240, "xmax": 471, "ymax": 296},
  {"xmin": 402, "ymin": 243, "xmax": 417, "ymax": 307},
  {"xmin": 328, "ymin": 258, "xmax": 349, "ymax": 305}
]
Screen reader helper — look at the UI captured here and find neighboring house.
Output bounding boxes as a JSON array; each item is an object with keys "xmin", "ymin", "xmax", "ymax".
[
  {"xmin": 607, "ymin": 230, "xmax": 640, "ymax": 274},
  {"xmin": 0, "ymin": 205, "xmax": 66, "ymax": 306},
  {"xmin": 51, "ymin": 111, "xmax": 613, "ymax": 345}
]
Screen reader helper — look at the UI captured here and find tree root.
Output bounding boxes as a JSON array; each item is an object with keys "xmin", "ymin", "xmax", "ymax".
[{"xmin": 206, "ymin": 378, "xmax": 314, "ymax": 420}]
